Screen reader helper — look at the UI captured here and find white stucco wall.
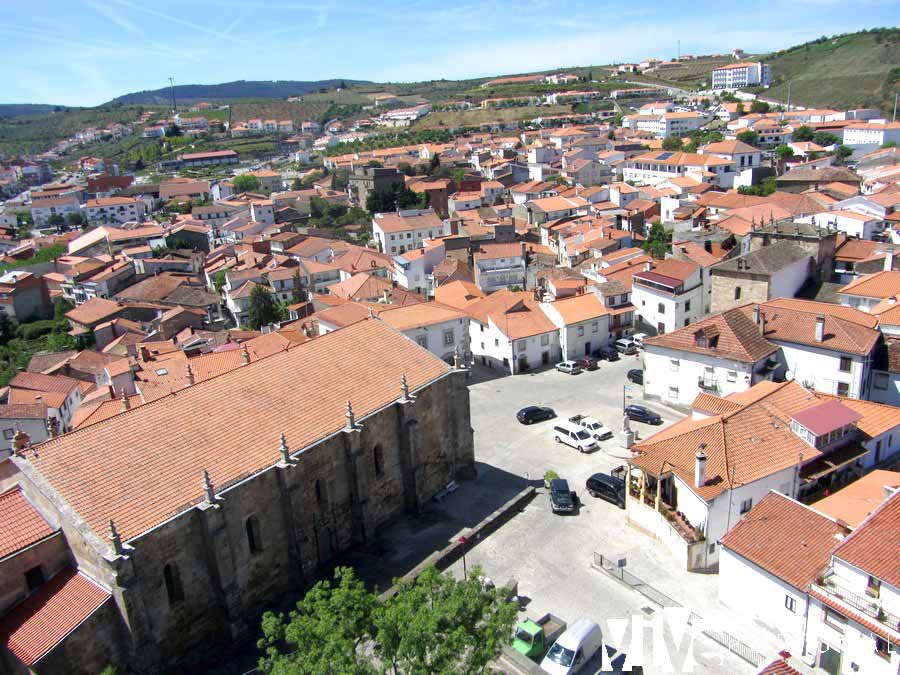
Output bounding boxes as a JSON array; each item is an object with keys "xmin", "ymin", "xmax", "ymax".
[
  {"xmin": 775, "ymin": 342, "xmax": 868, "ymax": 399},
  {"xmin": 643, "ymin": 345, "xmax": 761, "ymax": 408}
]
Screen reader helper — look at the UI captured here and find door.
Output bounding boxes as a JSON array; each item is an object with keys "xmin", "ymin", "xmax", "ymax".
[
  {"xmin": 819, "ymin": 643, "xmax": 841, "ymax": 675},
  {"xmin": 585, "ymin": 341, "xmax": 591, "ymax": 356},
  {"xmin": 542, "ymin": 351, "xmax": 549, "ymax": 364}
]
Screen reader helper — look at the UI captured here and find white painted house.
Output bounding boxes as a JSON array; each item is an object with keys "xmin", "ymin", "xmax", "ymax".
[
  {"xmin": 372, "ymin": 209, "xmax": 450, "ymax": 255},
  {"xmin": 631, "ymin": 258, "xmax": 705, "ymax": 335},
  {"xmin": 540, "ymin": 292, "xmax": 611, "ymax": 360}
]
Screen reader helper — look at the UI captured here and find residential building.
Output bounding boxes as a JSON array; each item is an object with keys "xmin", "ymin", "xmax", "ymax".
[
  {"xmin": 709, "ymin": 242, "xmax": 813, "ymax": 314},
  {"xmin": 0, "ymin": 271, "xmax": 50, "ymax": 323},
  {"xmin": 626, "ymin": 379, "xmax": 900, "ymax": 572},
  {"xmin": 177, "ymin": 150, "xmax": 239, "ymax": 168},
  {"xmin": 540, "ymin": 292, "xmax": 610, "ymax": 359},
  {"xmin": 7, "ymin": 371, "xmax": 82, "ymax": 431},
  {"xmin": 838, "ymin": 271, "xmax": 900, "ymax": 313},
  {"xmin": 393, "ymin": 240, "xmax": 445, "ymax": 296},
  {"xmin": 711, "ymin": 61, "xmax": 771, "ymax": 89},
  {"xmin": 465, "ymin": 290, "xmax": 560, "ymax": 374},
  {"xmin": 841, "ymin": 122, "xmax": 900, "ymax": 150},
  {"xmin": 29, "ymin": 195, "xmax": 81, "ymax": 228},
  {"xmin": 371, "ymin": 210, "xmax": 449, "ymax": 255},
  {"xmin": 642, "ymin": 305, "xmax": 778, "ymax": 408},
  {"xmin": 632, "ymin": 259, "xmax": 705, "ymax": 334},
  {"xmin": 83, "ymin": 197, "xmax": 145, "ymax": 226},
  {"xmin": 623, "ymin": 152, "xmax": 736, "ymax": 188},
  {"xmin": 472, "ymin": 242, "xmax": 526, "ymax": 293},
  {"xmin": 377, "ymin": 302, "xmax": 470, "ymax": 364}
]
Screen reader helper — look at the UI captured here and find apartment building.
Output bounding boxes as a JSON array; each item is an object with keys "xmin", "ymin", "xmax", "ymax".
[{"xmin": 711, "ymin": 61, "xmax": 771, "ymax": 89}]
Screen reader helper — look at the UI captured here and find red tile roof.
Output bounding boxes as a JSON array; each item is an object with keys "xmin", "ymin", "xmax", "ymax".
[
  {"xmin": 791, "ymin": 400, "xmax": 862, "ymax": 436},
  {"xmin": 832, "ymin": 489, "xmax": 900, "ymax": 588},
  {"xmin": 27, "ymin": 319, "xmax": 451, "ymax": 541},
  {"xmin": 0, "ymin": 568, "xmax": 110, "ymax": 666},
  {"xmin": 0, "ymin": 487, "xmax": 55, "ymax": 558},
  {"xmin": 721, "ymin": 491, "xmax": 847, "ymax": 590}
]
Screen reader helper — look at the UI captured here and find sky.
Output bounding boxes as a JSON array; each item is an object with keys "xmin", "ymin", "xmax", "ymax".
[{"xmin": 2, "ymin": 0, "xmax": 898, "ymax": 106}]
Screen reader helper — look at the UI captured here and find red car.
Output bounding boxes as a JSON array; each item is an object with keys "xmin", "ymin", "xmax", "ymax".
[{"xmin": 575, "ymin": 356, "xmax": 599, "ymax": 371}]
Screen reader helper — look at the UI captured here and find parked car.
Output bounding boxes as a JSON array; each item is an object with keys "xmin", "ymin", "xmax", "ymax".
[
  {"xmin": 592, "ymin": 345, "xmax": 619, "ymax": 361},
  {"xmin": 568, "ymin": 414, "xmax": 613, "ymax": 441},
  {"xmin": 574, "ymin": 356, "xmax": 598, "ymax": 371},
  {"xmin": 632, "ymin": 333, "xmax": 648, "ymax": 349},
  {"xmin": 614, "ymin": 338, "xmax": 638, "ymax": 355},
  {"xmin": 511, "ymin": 614, "xmax": 567, "ymax": 661},
  {"xmin": 517, "ymin": 406, "xmax": 555, "ymax": 425},
  {"xmin": 586, "ymin": 473, "xmax": 626, "ymax": 508},
  {"xmin": 627, "ymin": 369, "xmax": 643, "ymax": 385},
  {"xmin": 555, "ymin": 360, "xmax": 582, "ymax": 375},
  {"xmin": 540, "ymin": 618, "xmax": 603, "ymax": 675},
  {"xmin": 552, "ymin": 422, "xmax": 599, "ymax": 452},
  {"xmin": 549, "ymin": 478, "xmax": 577, "ymax": 514},
  {"xmin": 625, "ymin": 404, "xmax": 662, "ymax": 425}
]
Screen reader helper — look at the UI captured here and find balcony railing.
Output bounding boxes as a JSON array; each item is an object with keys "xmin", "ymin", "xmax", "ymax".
[
  {"xmin": 815, "ymin": 576, "xmax": 900, "ymax": 633},
  {"xmin": 628, "ymin": 485, "xmax": 705, "ymax": 543},
  {"xmin": 698, "ymin": 376, "xmax": 720, "ymax": 392}
]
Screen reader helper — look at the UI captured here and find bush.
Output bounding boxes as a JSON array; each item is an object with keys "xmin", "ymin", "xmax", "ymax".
[{"xmin": 16, "ymin": 319, "xmax": 59, "ymax": 341}]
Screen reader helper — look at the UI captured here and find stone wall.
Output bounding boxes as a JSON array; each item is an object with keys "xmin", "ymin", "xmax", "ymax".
[
  {"xmin": 0, "ymin": 535, "xmax": 69, "ymax": 614},
  {"xmin": 709, "ymin": 272, "xmax": 769, "ymax": 314},
  {"xmin": 33, "ymin": 598, "xmax": 127, "ymax": 675}
]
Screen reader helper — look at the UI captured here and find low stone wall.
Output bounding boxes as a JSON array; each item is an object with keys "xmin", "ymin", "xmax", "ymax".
[{"xmin": 380, "ymin": 485, "xmax": 536, "ymax": 600}]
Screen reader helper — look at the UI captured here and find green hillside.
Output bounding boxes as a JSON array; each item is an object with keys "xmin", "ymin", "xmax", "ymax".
[{"xmin": 762, "ymin": 28, "xmax": 899, "ymax": 112}]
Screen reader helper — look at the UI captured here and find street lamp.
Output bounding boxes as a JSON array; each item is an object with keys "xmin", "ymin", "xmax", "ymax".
[{"xmin": 458, "ymin": 536, "xmax": 468, "ymax": 580}]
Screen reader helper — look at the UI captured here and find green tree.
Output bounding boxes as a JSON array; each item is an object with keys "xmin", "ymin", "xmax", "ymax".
[
  {"xmin": 776, "ymin": 145, "xmax": 795, "ymax": 160},
  {"xmin": 45, "ymin": 332, "xmax": 77, "ymax": 352},
  {"xmin": 258, "ymin": 566, "xmax": 516, "ymax": 675},
  {"xmin": 247, "ymin": 284, "xmax": 281, "ymax": 330},
  {"xmin": 661, "ymin": 135, "xmax": 683, "ymax": 151},
  {"xmin": 232, "ymin": 173, "xmax": 261, "ymax": 193},
  {"xmin": 428, "ymin": 153, "xmax": 440, "ymax": 175},
  {"xmin": 792, "ymin": 125, "xmax": 814, "ymax": 142},
  {"xmin": 882, "ymin": 141, "xmax": 898, "ymax": 149},
  {"xmin": 211, "ymin": 270, "xmax": 227, "ymax": 294},
  {"xmin": 835, "ymin": 145, "xmax": 853, "ymax": 163},
  {"xmin": 0, "ymin": 311, "xmax": 13, "ymax": 343},
  {"xmin": 642, "ymin": 221, "xmax": 672, "ymax": 259},
  {"xmin": 813, "ymin": 131, "xmax": 840, "ymax": 147},
  {"xmin": 749, "ymin": 100, "xmax": 770, "ymax": 114},
  {"xmin": 736, "ymin": 130, "xmax": 759, "ymax": 146},
  {"xmin": 291, "ymin": 177, "xmax": 303, "ymax": 190},
  {"xmin": 53, "ymin": 298, "xmax": 74, "ymax": 321},
  {"xmin": 66, "ymin": 212, "xmax": 85, "ymax": 229},
  {"xmin": 258, "ymin": 567, "xmax": 377, "ymax": 675}
]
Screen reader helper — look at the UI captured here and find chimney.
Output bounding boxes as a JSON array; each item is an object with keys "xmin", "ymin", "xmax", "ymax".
[
  {"xmin": 884, "ymin": 485, "xmax": 898, "ymax": 502},
  {"xmin": 139, "ymin": 345, "xmax": 150, "ymax": 362},
  {"xmin": 752, "ymin": 305, "xmax": 760, "ymax": 325},
  {"xmin": 885, "ymin": 249, "xmax": 894, "ymax": 272},
  {"xmin": 644, "ymin": 261, "xmax": 652, "ymax": 272},
  {"xmin": 694, "ymin": 447, "xmax": 708, "ymax": 488},
  {"xmin": 814, "ymin": 316, "xmax": 825, "ymax": 342},
  {"xmin": 241, "ymin": 343, "xmax": 250, "ymax": 365},
  {"xmin": 704, "ymin": 240, "xmax": 712, "ymax": 254},
  {"xmin": 119, "ymin": 389, "xmax": 130, "ymax": 412}
]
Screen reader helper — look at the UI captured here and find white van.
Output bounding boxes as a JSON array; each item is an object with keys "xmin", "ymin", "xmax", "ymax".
[
  {"xmin": 540, "ymin": 618, "xmax": 603, "ymax": 674},
  {"xmin": 552, "ymin": 422, "xmax": 598, "ymax": 453}
]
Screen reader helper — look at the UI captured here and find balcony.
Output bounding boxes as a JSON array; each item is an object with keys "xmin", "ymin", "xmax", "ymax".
[
  {"xmin": 697, "ymin": 376, "xmax": 720, "ymax": 393},
  {"xmin": 813, "ymin": 575, "xmax": 900, "ymax": 635}
]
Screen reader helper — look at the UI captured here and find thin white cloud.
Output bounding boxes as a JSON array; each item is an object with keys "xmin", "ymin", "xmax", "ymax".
[{"xmin": 83, "ymin": 0, "xmax": 144, "ymax": 37}]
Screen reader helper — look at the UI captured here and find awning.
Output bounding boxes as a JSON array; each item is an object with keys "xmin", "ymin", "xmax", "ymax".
[{"xmin": 801, "ymin": 445, "xmax": 868, "ymax": 482}]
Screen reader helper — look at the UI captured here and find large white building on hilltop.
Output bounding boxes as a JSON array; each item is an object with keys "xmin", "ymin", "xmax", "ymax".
[{"xmin": 711, "ymin": 61, "xmax": 771, "ymax": 90}]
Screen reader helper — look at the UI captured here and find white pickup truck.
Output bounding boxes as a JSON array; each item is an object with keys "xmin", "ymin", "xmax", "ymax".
[{"xmin": 568, "ymin": 415, "xmax": 613, "ymax": 441}]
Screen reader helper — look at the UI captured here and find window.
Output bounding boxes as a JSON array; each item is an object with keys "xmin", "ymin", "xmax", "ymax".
[
  {"xmin": 416, "ymin": 336, "xmax": 427, "ymax": 348},
  {"xmin": 24, "ymin": 566, "xmax": 44, "ymax": 592},
  {"xmin": 164, "ymin": 564, "xmax": 184, "ymax": 603},
  {"xmin": 406, "ymin": 233, "xmax": 412, "ymax": 239},
  {"xmin": 670, "ymin": 359, "xmax": 680, "ymax": 372},
  {"xmin": 839, "ymin": 357, "xmax": 852, "ymax": 373},
  {"xmin": 739, "ymin": 498, "xmax": 752, "ymax": 514},
  {"xmin": 246, "ymin": 516, "xmax": 263, "ymax": 554},
  {"xmin": 734, "ymin": 287, "xmax": 742, "ymax": 300},
  {"xmin": 685, "ymin": 300, "xmax": 691, "ymax": 312},
  {"xmin": 373, "ymin": 445, "xmax": 384, "ymax": 478},
  {"xmin": 517, "ymin": 340, "xmax": 527, "ymax": 353},
  {"xmin": 668, "ymin": 386, "xmax": 678, "ymax": 399},
  {"xmin": 876, "ymin": 636, "xmax": 890, "ymax": 658},
  {"xmin": 494, "ymin": 338, "xmax": 499, "ymax": 347},
  {"xmin": 658, "ymin": 302, "xmax": 665, "ymax": 314},
  {"xmin": 836, "ymin": 382, "xmax": 850, "ymax": 397},
  {"xmin": 443, "ymin": 329, "xmax": 455, "ymax": 346},
  {"xmin": 540, "ymin": 334, "xmax": 549, "ymax": 346},
  {"xmin": 577, "ymin": 326, "xmax": 584, "ymax": 337},
  {"xmin": 866, "ymin": 575, "xmax": 881, "ymax": 598},
  {"xmin": 727, "ymin": 370, "xmax": 737, "ymax": 382},
  {"xmin": 2, "ymin": 428, "xmax": 14, "ymax": 440},
  {"xmin": 824, "ymin": 607, "xmax": 846, "ymax": 633},
  {"xmin": 315, "ymin": 479, "xmax": 325, "ymax": 504},
  {"xmin": 389, "ymin": 234, "xmax": 395, "ymax": 241},
  {"xmin": 784, "ymin": 595, "xmax": 796, "ymax": 613},
  {"xmin": 874, "ymin": 373, "xmax": 889, "ymax": 390}
]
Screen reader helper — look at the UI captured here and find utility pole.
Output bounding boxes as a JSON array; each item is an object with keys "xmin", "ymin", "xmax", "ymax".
[
  {"xmin": 168, "ymin": 76, "xmax": 177, "ymax": 116},
  {"xmin": 677, "ymin": 40, "xmax": 680, "ymax": 61},
  {"xmin": 893, "ymin": 92, "xmax": 898, "ymax": 123},
  {"xmin": 782, "ymin": 80, "xmax": 792, "ymax": 121}
]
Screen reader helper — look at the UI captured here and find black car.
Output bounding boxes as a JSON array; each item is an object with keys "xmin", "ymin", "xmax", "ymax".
[
  {"xmin": 516, "ymin": 406, "xmax": 555, "ymax": 425},
  {"xmin": 593, "ymin": 345, "xmax": 619, "ymax": 362},
  {"xmin": 549, "ymin": 478, "xmax": 577, "ymax": 514},
  {"xmin": 627, "ymin": 369, "xmax": 643, "ymax": 385},
  {"xmin": 586, "ymin": 473, "xmax": 626, "ymax": 508},
  {"xmin": 625, "ymin": 404, "xmax": 662, "ymax": 425},
  {"xmin": 575, "ymin": 356, "xmax": 599, "ymax": 371}
]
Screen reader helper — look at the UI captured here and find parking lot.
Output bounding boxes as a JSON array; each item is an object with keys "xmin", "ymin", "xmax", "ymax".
[{"xmin": 442, "ymin": 359, "xmax": 765, "ymax": 675}]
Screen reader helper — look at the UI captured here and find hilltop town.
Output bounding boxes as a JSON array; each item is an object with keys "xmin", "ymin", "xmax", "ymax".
[{"xmin": 0, "ymin": 27, "xmax": 899, "ymax": 675}]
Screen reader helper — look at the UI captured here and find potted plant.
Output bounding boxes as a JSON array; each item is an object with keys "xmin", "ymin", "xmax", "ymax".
[{"xmin": 543, "ymin": 470, "xmax": 559, "ymax": 488}]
